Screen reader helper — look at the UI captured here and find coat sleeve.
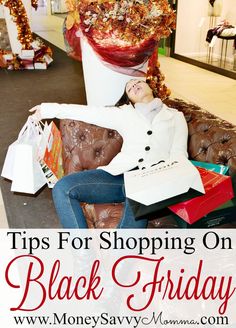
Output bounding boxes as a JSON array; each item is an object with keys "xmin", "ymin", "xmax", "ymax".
[
  {"xmin": 40, "ymin": 103, "xmax": 128, "ymax": 130},
  {"xmin": 169, "ymin": 111, "xmax": 189, "ymax": 160}
]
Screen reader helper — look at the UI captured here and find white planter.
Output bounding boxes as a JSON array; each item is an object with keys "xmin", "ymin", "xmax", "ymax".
[
  {"xmin": 3, "ymin": 0, "xmax": 32, "ymax": 54},
  {"xmin": 81, "ymin": 39, "xmax": 147, "ymax": 106}
]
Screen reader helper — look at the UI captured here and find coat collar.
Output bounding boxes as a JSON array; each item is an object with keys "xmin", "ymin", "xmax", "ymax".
[
  {"xmin": 153, "ymin": 104, "xmax": 174, "ymax": 122},
  {"xmin": 121, "ymin": 102, "xmax": 174, "ymax": 122},
  {"xmin": 134, "ymin": 98, "xmax": 163, "ymax": 112}
]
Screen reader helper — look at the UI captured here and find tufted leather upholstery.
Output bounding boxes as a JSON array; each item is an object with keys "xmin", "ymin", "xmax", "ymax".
[
  {"xmin": 60, "ymin": 98, "xmax": 236, "ymax": 228},
  {"xmin": 60, "ymin": 120, "xmax": 123, "ymax": 174},
  {"xmin": 165, "ymin": 99, "xmax": 236, "ymax": 175}
]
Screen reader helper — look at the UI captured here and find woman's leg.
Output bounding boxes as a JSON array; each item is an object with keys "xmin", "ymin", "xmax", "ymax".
[
  {"xmin": 52, "ymin": 169, "xmax": 125, "ymax": 228},
  {"xmin": 118, "ymin": 199, "xmax": 148, "ymax": 228},
  {"xmin": 52, "ymin": 169, "xmax": 147, "ymax": 229}
]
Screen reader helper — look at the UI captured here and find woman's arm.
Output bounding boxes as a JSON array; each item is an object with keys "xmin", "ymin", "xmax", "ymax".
[
  {"xmin": 169, "ymin": 111, "xmax": 189, "ymax": 160},
  {"xmin": 31, "ymin": 103, "xmax": 128, "ymax": 130}
]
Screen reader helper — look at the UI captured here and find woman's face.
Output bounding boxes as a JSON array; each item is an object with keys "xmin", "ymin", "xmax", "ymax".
[{"xmin": 126, "ymin": 79, "xmax": 154, "ymax": 104}]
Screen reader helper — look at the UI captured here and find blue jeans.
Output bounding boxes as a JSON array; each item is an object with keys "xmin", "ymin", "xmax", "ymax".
[{"xmin": 52, "ymin": 169, "xmax": 148, "ymax": 229}]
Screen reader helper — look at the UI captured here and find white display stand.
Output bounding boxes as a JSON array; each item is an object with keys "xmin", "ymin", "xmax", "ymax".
[
  {"xmin": 3, "ymin": 0, "xmax": 32, "ymax": 54},
  {"xmin": 81, "ymin": 39, "xmax": 147, "ymax": 106}
]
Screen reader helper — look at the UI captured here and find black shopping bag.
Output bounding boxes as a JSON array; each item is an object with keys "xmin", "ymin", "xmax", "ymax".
[{"xmin": 128, "ymin": 188, "xmax": 203, "ymax": 219}]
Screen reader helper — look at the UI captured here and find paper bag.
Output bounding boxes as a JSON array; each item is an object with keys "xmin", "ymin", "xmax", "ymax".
[
  {"xmin": 169, "ymin": 167, "xmax": 234, "ymax": 224},
  {"xmin": 128, "ymin": 188, "xmax": 204, "ymax": 219},
  {"xmin": 191, "ymin": 160, "xmax": 229, "ymax": 175},
  {"xmin": 1, "ymin": 118, "xmax": 34, "ymax": 181},
  {"xmin": 11, "ymin": 143, "xmax": 46, "ymax": 194},
  {"xmin": 1, "ymin": 140, "xmax": 19, "ymax": 181},
  {"xmin": 2, "ymin": 117, "xmax": 47, "ymax": 194},
  {"xmin": 176, "ymin": 199, "xmax": 236, "ymax": 228},
  {"xmin": 124, "ymin": 158, "xmax": 205, "ymax": 206},
  {"xmin": 38, "ymin": 122, "xmax": 64, "ymax": 188}
]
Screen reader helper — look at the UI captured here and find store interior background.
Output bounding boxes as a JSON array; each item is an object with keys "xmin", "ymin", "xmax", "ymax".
[
  {"xmin": 174, "ymin": 0, "xmax": 236, "ymax": 74},
  {"xmin": 0, "ymin": 0, "xmax": 236, "ymax": 227}
]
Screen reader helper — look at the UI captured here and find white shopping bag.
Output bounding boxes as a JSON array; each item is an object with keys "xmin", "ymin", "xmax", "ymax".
[
  {"xmin": 124, "ymin": 158, "xmax": 205, "ymax": 206},
  {"xmin": 1, "ymin": 117, "xmax": 47, "ymax": 194},
  {"xmin": 1, "ymin": 140, "xmax": 18, "ymax": 181},
  {"xmin": 1, "ymin": 118, "xmax": 36, "ymax": 181}
]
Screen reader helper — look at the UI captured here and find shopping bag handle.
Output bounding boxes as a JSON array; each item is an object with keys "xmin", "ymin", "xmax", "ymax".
[
  {"xmin": 17, "ymin": 116, "xmax": 44, "ymax": 140},
  {"xmin": 40, "ymin": 121, "xmax": 55, "ymax": 150}
]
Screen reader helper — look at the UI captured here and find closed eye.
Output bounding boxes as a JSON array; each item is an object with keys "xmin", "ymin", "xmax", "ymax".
[{"xmin": 127, "ymin": 81, "xmax": 143, "ymax": 93}]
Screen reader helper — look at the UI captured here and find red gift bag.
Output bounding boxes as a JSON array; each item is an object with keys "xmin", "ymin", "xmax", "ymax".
[{"xmin": 168, "ymin": 167, "xmax": 234, "ymax": 224}]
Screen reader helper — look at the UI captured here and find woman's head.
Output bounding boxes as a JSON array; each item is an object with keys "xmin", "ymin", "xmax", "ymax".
[{"xmin": 115, "ymin": 79, "xmax": 155, "ymax": 107}]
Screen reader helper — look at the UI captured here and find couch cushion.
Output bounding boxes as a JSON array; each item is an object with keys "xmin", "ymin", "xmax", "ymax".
[
  {"xmin": 60, "ymin": 119, "xmax": 123, "ymax": 174},
  {"xmin": 164, "ymin": 98, "xmax": 236, "ymax": 175}
]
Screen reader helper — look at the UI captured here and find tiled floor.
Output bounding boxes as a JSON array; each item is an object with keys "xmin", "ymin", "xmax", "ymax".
[
  {"xmin": 32, "ymin": 7, "xmax": 66, "ymax": 51},
  {"xmin": 0, "ymin": 7, "xmax": 235, "ymax": 226},
  {"xmin": 159, "ymin": 56, "xmax": 236, "ymax": 125}
]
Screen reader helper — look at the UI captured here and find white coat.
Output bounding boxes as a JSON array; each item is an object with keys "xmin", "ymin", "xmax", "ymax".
[{"xmin": 40, "ymin": 101, "xmax": 188, "ymax": 175}]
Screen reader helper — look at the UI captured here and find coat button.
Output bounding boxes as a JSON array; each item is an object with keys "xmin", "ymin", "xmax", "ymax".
[
  {"xmin": 145, "ymin": 146, "xmax": 150, "ymax": 151},
  {"xmin": 147, "ymin": 130, "xmax": 153, "ymax": 135},
  {"xmin": 138, "ymin": 158, "xmax": 144, "ymax": 163}
]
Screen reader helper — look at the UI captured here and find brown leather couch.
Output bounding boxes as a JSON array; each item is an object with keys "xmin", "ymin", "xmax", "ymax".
[{"xmin": 60, "ymin": 98, "xmax": 236, "ymax": 228}]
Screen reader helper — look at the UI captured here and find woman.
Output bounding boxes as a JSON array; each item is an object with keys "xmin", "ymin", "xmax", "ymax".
[{"xmin": 31, "ymin": 79, "xmax": 188, "ymax": 229}]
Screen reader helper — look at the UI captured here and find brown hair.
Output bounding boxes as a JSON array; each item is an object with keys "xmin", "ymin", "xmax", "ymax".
[{"xmin": 115, "ymin": 87, "xmax": 134, "ymax": 107}]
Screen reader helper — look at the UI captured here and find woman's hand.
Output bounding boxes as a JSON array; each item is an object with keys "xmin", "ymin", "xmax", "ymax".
[{"xmin": 29, "ymin": 105, "xmax": 42, "ymax": 121}]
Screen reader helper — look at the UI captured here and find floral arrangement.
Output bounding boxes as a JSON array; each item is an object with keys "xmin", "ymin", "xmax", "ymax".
[
  {"xmin": 80, "ymin": 1, "xmax": 174, "ymax": 44},
  {"xmin": 64, "ymin": 0, "xmax": 176, "ymax": 99}
]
